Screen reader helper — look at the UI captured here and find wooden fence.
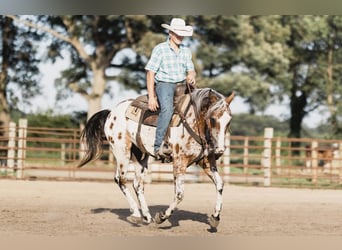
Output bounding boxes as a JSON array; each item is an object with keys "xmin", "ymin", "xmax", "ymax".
[{"xmin": 1, "ymin": 119, "xmax": 342, "ymax": 188}]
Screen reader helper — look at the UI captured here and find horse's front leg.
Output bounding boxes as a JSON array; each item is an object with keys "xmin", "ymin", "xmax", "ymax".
[
  {"xmin": 203, "ymin": 155, "xmax": 223, "ymax": 228},
  {"xmin": 154, "ymin": 162, "xmax": 186, "ymax": 225}
]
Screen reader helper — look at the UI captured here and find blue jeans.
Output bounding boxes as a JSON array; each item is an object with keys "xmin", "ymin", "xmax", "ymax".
[{"xmin": 154, "ymin": 81, "xmax": 176, "ymax": 151}]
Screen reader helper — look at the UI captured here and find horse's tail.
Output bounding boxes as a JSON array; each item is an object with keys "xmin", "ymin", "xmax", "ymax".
[{"xmin": 78, "ymin": 109, "xmax": 111, "ymax": 168}]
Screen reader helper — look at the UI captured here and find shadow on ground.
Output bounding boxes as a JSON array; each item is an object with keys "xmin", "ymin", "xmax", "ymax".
[{"xmin": 91, "ymin": 205, "xmax": 217, "ymax": 233}]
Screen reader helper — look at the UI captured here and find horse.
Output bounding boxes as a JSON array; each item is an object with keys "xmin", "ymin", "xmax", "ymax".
[
  {"xmin": 78, "ymin": 87, "xmax": 234, "ymax": 229},
  {"xmin": 305, "ymin": 143, "xmax": 339, "ymax": 172}
]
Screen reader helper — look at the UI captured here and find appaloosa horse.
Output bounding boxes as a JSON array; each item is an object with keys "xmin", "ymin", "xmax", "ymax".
[{"xmin": 78, "ymin": 88, "xmax": 234, "ymax": 229}]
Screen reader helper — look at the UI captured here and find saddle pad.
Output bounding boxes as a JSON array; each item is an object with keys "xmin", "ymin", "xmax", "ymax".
[
  {"xmin": 126, "ymin": 99, "xmax": 159, "ymax": 127},
  {"xmin": 126, "ymin": 105, "xmax": 142, "ymax": 124},
  {"xmin": 125, "ymin": 94, "xmax": 191, "ymax": 127}
]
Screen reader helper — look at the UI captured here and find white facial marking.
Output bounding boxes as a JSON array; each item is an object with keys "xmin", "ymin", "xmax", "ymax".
[{"xmin": 217, "ymin": 111, "xmax": 231, "ymax": 152}]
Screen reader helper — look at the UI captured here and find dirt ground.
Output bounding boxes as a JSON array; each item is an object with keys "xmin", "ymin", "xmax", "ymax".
[{"xmin": 1, "ymin": 179, "xmax": 342, "ymax": 237}]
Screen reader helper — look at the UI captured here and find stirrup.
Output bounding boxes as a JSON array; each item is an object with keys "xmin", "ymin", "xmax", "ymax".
[
  {"xmin": 154, "ymin": 153, "xmax": 172, "ymax": 163},
  {"xmin": 154, "ymin": 143, "xmax": 172, "ymax": 162}
]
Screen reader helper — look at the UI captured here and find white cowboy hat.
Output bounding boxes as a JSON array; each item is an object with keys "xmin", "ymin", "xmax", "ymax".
[{"xmin": 161, "ymin": 18, "xmax": 193, "ymax": 37}]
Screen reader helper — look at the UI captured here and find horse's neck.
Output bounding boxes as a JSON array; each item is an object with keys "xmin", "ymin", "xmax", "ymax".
[{"xmin": 184, "ymin": 104, "xmax": 206, "ymax": 141}]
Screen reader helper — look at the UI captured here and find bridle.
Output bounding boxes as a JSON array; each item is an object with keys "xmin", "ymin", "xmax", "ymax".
[{"xmin": 177, "ymin": 85, "xmax": 224, "ymax": 165}]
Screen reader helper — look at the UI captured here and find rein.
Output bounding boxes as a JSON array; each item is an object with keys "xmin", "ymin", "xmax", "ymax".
[
  {"xmin": 176, "ymin": 84, "xmax": 212, "ymax": 163},
  {"xmin": 187, "ymin": 83, "xmax": 209, "ymax": 151}
]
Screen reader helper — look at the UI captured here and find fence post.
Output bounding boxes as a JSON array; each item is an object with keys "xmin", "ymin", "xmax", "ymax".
[
  {"xmin": 79, "ymin": 123, "xmax": 85, "ymax": 161},
  {"xmin": 276, "ymin": 137, "xmax": 281, "ymax": 175},
  {"xmin": 263, "ymin": 128, "xmax": 273, "ymax": 187},
  {"xmin": 243, "ymin": 137, "xmax": 249, "ymax": 175},
  {"xmin": 61, "ymin": 143, "xmax": 66, "ymax": 166},
  {"xmin": 222, "ymin": 134, "xmax": 231, "ymax": 183},
  {"xmin": 339, "ymin": 142, "xmax": 342, "ymax": 185},
  {"xmin": 17, "ymin": 119, "xmax": 28, "ymax": 179},
  {"xmin": 311, "ymin": 141, "xmax": 318, "ymax": 184},
  {"xmin": 7, "ymin": 122, "xmax": 16, "ymax": 175}
]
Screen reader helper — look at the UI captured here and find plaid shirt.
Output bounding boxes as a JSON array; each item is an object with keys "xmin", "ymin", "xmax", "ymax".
[{"xmin": 145, "ymin": 39, "xmax": 194, "ymax": 83}]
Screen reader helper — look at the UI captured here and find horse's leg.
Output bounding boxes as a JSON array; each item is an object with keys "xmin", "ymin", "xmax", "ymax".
[
  {"xmin": 131, "ymin": 145, "xmax": 152, "ymax": 223},
  {"xmin": 104, "ymin": 102, "xmax": 143, "ymax": 224},
  {"xmin": 154, "ymin": 161, "xmax": 186, "ymax": 224},
  {"xmin": 113, "ymin": 149, "xmax": 142, "ymax": 224},
  {"xmin": 203, "ymin": 156, "xmax": 223, "ymax": 228}
]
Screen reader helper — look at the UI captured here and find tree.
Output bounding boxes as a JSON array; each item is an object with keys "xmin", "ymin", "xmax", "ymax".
[
  {"xmin": 281, "ymin": 15, "xmax": 342, "ymax": 139},
  {"xmin": 194, "ymin": 15, "xmax": 290, "ymax": 114},
  {"xmin": 194, "ymin": 15, "xmax": 342, "ymax": 139},
  {"xmin": 0, "ymin": 16, "xmax": 13, "ymax": 129},
  {"xmin": 0, "ymin": 16, "xmax": 41, "ymax": 129},
  {"xmin": 0, "ymin": 15, "xmax": 41, "ymax": 162},
  {"xmin": 7, "ymin": 15, "xmax": 341, "ymax": 139},
  {"xmin": 319, "ymin": 16, "xmax": 342, "ymax": 138},
  {"xmin": 7, "ymin": 15, "xmax": 171, "ymax": 120}
]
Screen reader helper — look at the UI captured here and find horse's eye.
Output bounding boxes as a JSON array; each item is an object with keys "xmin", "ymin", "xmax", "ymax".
[{"xmin": 210, "ymin": 117, "xmax": 216, "ymax": 127}]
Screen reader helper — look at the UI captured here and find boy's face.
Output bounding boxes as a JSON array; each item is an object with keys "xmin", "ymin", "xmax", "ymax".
[{"xmin": 169, "ymin": 31, "xmax": 184, "ymax": 45}]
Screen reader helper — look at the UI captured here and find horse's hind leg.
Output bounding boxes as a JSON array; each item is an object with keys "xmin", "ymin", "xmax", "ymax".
[
  {"xmin": 113, "ymin": 152, "xmax": 142, "ymax": 224},
  {"xmin": 131, "ymin": 147, "xmax": 152, "ymax": 223}
]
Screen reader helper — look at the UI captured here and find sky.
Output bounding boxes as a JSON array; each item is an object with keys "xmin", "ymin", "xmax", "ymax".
[{"xmin": 21, "ymin": 57, "xmax": 330, "ymax": 129}]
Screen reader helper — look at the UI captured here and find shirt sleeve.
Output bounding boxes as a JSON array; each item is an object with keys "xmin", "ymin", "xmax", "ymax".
[
  {"xmin": 185, "ymin": 48, "xmax": 195, "ymax": 72},
  {"xmin": 145, "ymin": 45, "xmax": 162, "ymax": 73}
]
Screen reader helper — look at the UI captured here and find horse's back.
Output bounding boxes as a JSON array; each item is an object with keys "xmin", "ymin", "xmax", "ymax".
[{"xmin": 104, "ymin": 100, "xmax": 133, "ymax": 134}]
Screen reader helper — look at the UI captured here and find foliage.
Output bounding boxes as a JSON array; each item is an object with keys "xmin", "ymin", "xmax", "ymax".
[
  {"xmin": 195, "ymin": 15, "xmax": 342, "ymax": 139},
  {"xmin": 24, "ymin": 111, "xmax": 84, "ymax": 129},
  {"xmin": 0, "ymin": 16, "xmax": 42, "ymax": 128},
  {"xmin": 195, "ymin": 15, "xmax": 291, "ymax": 113},
  {"xmin": 231, "ymin": 113, "xmax": 288, "ymax": 137},
  {"xmin": 4, "ymin": 15, "xmax": 342, "ymax": 139},
  {"xmin": 41, "ymin": 15, "xmax": 164, "ymax": 119}
]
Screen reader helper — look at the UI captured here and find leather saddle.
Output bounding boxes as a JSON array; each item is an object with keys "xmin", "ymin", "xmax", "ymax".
[
  {"xmin": 126, "ymin": 83, "xmax": 193, "ymax": 127},
  {"xmin": 125, "ymin": 83, "xmax": 193, "ymax": 153}
]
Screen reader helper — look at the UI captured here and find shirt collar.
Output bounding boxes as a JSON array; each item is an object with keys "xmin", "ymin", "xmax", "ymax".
[{"xmin": 167, "ymin": 37, "xmax": 184, "ymax": 49}]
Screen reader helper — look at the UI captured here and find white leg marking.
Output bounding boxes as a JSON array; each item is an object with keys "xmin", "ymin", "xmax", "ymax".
[
  {"xmin": 212, "ymin": 171, "xmax": 223, "ymax": 217},
  {"xmin": 165, "ymin": 174, "xmax": 185, "ymax": 218},
  {"xmin": 114, "ymin": 165, "xmax": 141, "ymax": 218},
  {"xmin": 133, "ymin": 165, "xmax": 152, "ymax": 223}
]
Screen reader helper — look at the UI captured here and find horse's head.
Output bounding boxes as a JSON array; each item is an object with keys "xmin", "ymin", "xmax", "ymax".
[{"xmin": 193, "ymin": 88, "xmax": 234, "ymax": 157}]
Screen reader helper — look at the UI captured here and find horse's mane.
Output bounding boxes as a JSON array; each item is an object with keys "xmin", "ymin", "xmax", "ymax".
[{"xmin": 191, "ymin": 88, "xmax": 227, "ymax": 117}]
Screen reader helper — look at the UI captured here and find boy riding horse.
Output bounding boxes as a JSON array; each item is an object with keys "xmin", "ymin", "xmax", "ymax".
[{"xmin": 145, "ymin": 18, "xmax": 196, "ymax": 160}]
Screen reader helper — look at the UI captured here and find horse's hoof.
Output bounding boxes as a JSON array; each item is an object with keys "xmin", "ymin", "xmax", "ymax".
[
  {"xmin": 154, "ymin": 212, "xmax": 167, "ymax": 224},
  {"xmin": 127, "ymin": 215, "xmax": 143, "ymax": 224},
  {"xmin": 208, "ymin": 214, "xmax": 220, "ymax": 228},
  {"xmin": 143, "ymin": 215, "xmax": 153, "ymax": 224}
]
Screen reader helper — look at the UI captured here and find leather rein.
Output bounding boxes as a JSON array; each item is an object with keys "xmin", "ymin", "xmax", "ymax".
[{"xmin": 174, "ymin": 84, "xmax": 211, "ymax": 164}]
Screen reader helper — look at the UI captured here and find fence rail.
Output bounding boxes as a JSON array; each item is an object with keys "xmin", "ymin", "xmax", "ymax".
[{"xmin": 1, "ymin": 119, "xmax": 342, "ymax": 188}]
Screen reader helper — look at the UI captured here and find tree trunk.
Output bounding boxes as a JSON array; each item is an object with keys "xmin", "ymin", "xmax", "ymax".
[
  {"xmin": 0, "ymin": 17, "xmax": 13, "ymax": 161},
  {"xmin": 0, "ymin": 72, "xmax": 10, "ymax": 129},
  {"xmin": 0, "ymin": 17, "xmax": 12, "ymax": 132},
  {"xmin": 0, "ymin": 84, "xmax": 10, "ymax": 130},
  {"xmin": 289, "ymin": 78, "xmax": 307, "ymax": 156},
  {"xmin": 326, "ymin": 47, "xmax": 339, "ymax": 136},
  {"xmin": 87, "ymin": 96, "xmax": 102, "ymax": 120},
  {"xmin": 289, "ymin": 92, "xmax": 307, "ymax": 139},
  {"xmin": 86, "ymin": 68, "xmax": 106, "ymax": 120}
]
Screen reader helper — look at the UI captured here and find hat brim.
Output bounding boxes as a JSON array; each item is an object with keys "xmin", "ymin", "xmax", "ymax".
[{"xmin": 161, "ymin": 24, "xmax": 193, "ymax": 37}]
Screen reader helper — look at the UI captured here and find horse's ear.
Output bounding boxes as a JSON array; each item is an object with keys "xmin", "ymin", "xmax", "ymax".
[{"xmin": 226, "ymin": 92, "xmax": 235, "ymax": 105}]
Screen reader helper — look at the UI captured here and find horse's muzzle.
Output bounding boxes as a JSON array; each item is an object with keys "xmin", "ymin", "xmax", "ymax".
[{"xmin": 213, "ymin": 147, "xmax": 225, "ymax": 159}]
